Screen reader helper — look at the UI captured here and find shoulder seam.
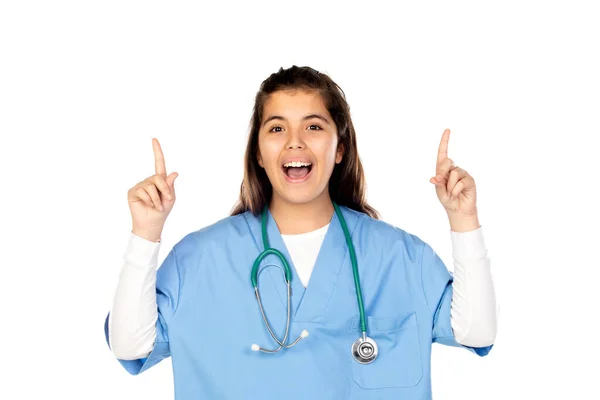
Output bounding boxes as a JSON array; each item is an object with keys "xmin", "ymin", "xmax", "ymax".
[
  {"xmin": 419, "ymin": 241, "xmax": 434, "ymax": 317},
  {"xmin": 242, "ymin": 212, "xmax": 262, "ymax": 252},
  {"xmin": 172, "ymin": 245, "xmax": 182, "ymax": 320}
]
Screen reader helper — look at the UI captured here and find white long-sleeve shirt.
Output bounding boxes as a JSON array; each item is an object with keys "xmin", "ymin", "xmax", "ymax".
[{"xmin": 108, "ymin": 225, "xmax": 497, "ymax": 360}]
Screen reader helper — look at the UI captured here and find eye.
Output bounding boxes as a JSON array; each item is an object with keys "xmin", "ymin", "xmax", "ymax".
[{"xmin": 268, "ymin": 124, "xmax": 322, "ymax": 133}]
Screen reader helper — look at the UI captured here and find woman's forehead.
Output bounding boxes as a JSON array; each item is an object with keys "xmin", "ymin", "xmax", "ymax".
[{"xmin": 262, "ymin": 90, "xmax": 330, "ymax": 121}]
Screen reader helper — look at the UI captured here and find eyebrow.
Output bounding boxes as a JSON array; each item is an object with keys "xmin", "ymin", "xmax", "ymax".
[{"xmin": 262, "ymin": 114, "xmax": 331, "ymax": 128}]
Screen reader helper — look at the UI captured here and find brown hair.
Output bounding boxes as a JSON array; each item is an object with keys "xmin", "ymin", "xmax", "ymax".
[{"xmin": 230, "ymin": 65, "xmax": 379, "ymax": 219}]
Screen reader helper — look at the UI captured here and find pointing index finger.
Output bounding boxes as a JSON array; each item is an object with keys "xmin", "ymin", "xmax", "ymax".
[
  {"xmin": 153, "ymin": 138, "xmax": 167, "ymax": 176},
  {"xmin": 437, "ymin": 129, "xmax": 451, "ymax": 164}
]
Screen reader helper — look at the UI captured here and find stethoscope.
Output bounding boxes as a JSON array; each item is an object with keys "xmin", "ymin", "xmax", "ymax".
[{"xmin": 250, "ymin": 201, "xmax": 378, "ymax": 364}]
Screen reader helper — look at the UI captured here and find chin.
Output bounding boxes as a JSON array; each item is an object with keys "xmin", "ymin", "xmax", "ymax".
[
  {"xmin": 273, "ymin": 186, "xmax": 328, "ymax": 206},
  {"xmin": 280, "ymin": 193, "xmax": 316, "ymax": 205}
]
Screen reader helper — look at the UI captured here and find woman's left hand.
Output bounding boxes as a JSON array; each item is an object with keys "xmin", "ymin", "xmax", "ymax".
[{"xmin": 430, "ymin": 129, "xmax": 478, "ymax": 216}]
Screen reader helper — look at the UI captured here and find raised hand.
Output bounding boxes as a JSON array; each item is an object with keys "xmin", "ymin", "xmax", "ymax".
[
  {"xmin": 127, "ymin": 138, "xmax": 179, "ymax": 242},
  {"xmin": 429, "ymin": 129, "xmax": 477, "ymax": 216}
]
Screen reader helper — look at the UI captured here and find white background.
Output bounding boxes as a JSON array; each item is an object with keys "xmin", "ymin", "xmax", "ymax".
[{"xmin": 1, "ymin": 1, "xmax": 598, "ymax": 398}]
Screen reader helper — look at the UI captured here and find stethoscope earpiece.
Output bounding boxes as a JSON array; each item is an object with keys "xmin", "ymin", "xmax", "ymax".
[{"xmin": 250, "ymin": 330, "xmax": 310, "ymax": 352}]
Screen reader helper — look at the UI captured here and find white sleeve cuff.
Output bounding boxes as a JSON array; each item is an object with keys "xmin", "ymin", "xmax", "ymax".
[
  {"xmin": 450, "ymin": 225, "xmax": 487, "ymax": 260},
  {"xmin": 124, "ymin": 232, "xmax": 162, "ymax": 268}
]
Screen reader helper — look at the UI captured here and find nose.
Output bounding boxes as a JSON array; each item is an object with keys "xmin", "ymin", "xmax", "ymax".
[
  {"xmin": 285, "ymin": 127, "xmax": 306, "ymax": 150},
  {"xmin": 287, "ymin": 142, "xmax": 304, "ymax": 149}
]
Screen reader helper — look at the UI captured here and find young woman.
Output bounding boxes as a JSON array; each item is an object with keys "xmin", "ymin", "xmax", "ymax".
[{"xmin": 104, "ymin": 66, "xmax": 497, "ymax": 399}]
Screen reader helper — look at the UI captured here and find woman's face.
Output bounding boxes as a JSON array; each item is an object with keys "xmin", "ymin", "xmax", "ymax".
[{"xmin": 257, "ymin": 89, "xmax": 343, "ymax": 206}]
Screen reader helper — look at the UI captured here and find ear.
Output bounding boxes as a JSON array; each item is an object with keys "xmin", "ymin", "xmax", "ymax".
[
  {"xmin": 257, "ymin": 150, "xmax": 264, "ymax": 168},
  {"xmin": 335, "ymin": 142, "xmax": 345, "ymax": 164}
]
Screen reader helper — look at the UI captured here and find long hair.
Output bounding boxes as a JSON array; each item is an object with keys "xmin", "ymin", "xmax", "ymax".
[{"xmin": 230, "ymin": 65, "xmax": 379, "ymax": 219}]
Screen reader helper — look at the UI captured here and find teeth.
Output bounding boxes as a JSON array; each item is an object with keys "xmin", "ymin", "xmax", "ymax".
[{"xmin": 283, "ymin": 161, "xmax": 312, "ymax": 168}]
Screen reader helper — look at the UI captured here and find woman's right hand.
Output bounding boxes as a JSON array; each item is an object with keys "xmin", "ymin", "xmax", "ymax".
[{"xmin": 127, "ymin": 138, "xmax": 179, "ymax": 242}]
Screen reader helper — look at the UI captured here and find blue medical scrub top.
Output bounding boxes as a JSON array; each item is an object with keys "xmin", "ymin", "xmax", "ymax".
[{"xmin": 104, "ymin": 205, "xmax": 493, "ymax": 399}]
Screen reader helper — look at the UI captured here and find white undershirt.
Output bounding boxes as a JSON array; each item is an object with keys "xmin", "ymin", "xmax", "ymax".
[
  {"xmin": 108, "ymin": 224, "xmax": 497, "ymax": 360},
  {"xmin": 280, "ymin": 223, "xmax": 330, "ymax": 288}
]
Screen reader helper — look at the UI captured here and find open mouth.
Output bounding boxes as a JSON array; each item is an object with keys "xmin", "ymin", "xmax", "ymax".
[{"xmin": 282, "ymin": 162, "xmax": 313, "ymax": 180}]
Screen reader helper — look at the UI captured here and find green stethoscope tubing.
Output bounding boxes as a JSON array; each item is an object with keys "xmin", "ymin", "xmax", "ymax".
[{"xmin": 250, "ymin": 201, "xmax": 369, "ymax": 340}]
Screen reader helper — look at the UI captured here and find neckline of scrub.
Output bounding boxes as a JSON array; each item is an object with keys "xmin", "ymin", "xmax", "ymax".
[{"xmin": 280, "ymin": 222, "xmax": 330, "ymax": 239}]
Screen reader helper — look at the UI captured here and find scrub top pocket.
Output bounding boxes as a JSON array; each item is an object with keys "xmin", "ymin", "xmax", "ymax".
[{"xmin": 350, "ymin": 312, "xmax": 423, "ymax": 389}]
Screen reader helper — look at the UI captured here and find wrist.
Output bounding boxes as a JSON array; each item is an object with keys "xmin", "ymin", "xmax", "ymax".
[
  {"xmin": 131, "ymin": 227, "xmax": 162, "ymax": 243},
  {"xmin": 447, "ymin": 211, "xmax": 480, "ymax": 233}
]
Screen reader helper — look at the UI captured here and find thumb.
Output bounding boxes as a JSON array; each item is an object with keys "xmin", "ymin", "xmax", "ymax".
[
  {"xmin": 167, "ymin": 172, "xmax": 179, "ymax": 187},
  {"xmin": 431, "ymin": 175, "xmax": 449, "ymax": 198}
]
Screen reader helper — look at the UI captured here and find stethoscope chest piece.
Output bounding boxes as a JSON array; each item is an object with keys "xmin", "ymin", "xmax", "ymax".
[{"xmin": 352, "ymin": 335, "xmax": 378, "ymax": 364}]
